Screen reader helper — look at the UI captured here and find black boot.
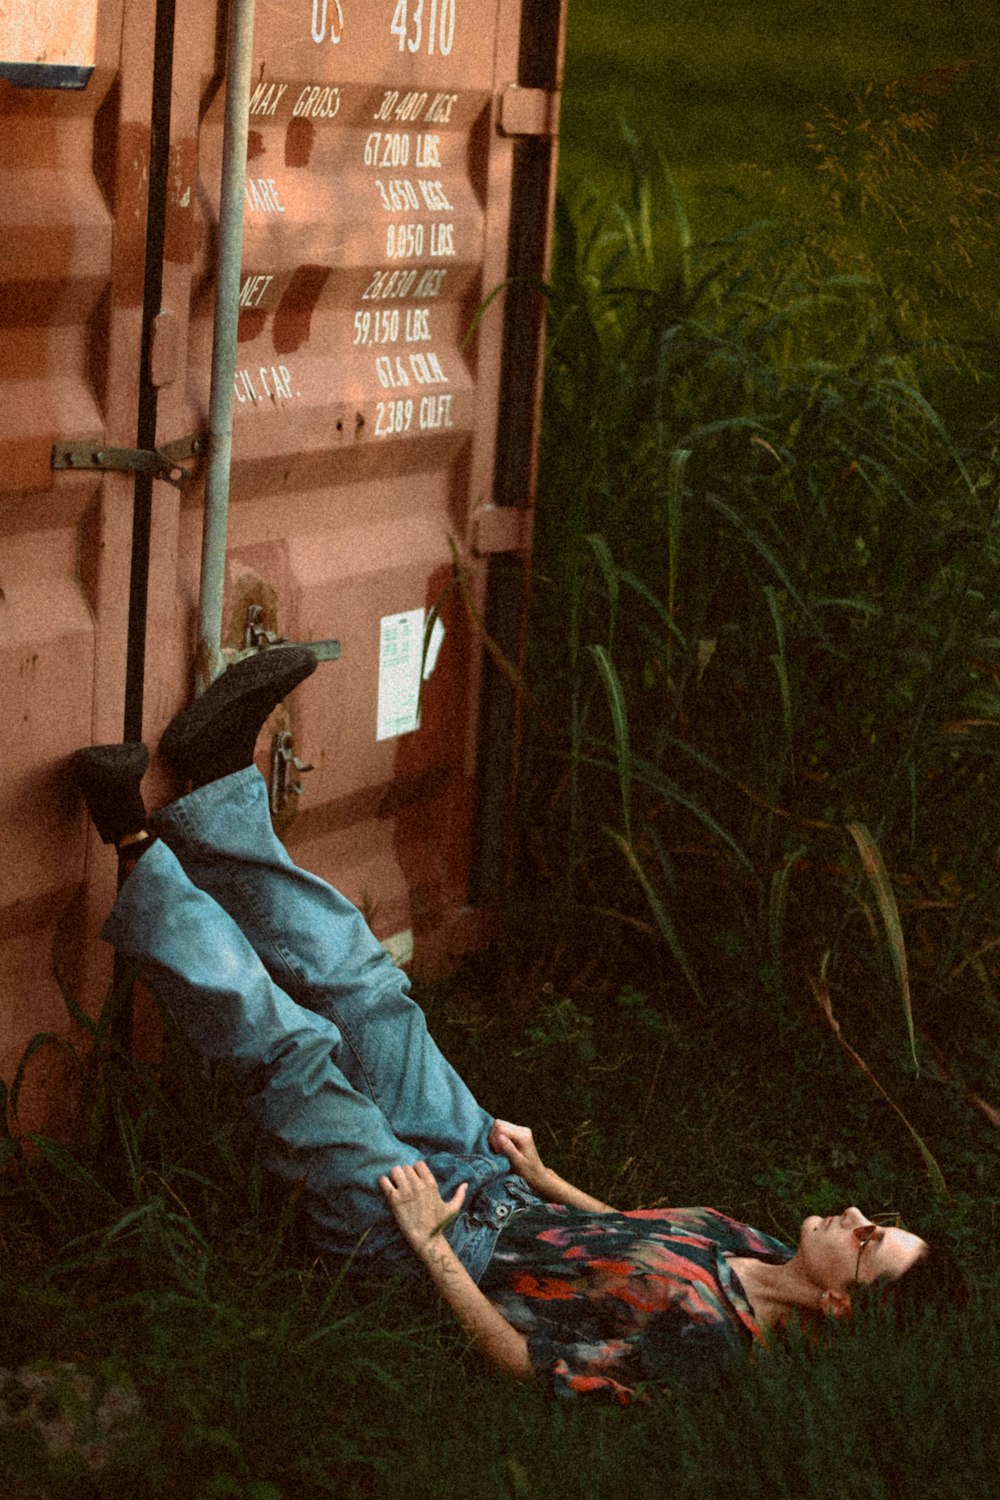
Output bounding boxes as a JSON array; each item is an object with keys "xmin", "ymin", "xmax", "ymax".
[
  {"xmin": 71, "ymin": 744, "xmax": 150, "ymax": 846},
  {"xmin": 159, "ymin": 647, "xmax": 318, "ymax": 787}
]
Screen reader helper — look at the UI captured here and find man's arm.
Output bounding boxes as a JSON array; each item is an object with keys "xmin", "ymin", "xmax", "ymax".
[
  {"xmin": 378, "ymin": 1162, "xmax": 534, "ymax": 1379},
  {"xmin": 488, "ymin": 1120, "xmax": 615, "ymax": 1213}
]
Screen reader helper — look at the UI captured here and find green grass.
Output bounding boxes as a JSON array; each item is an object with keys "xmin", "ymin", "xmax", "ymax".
[
  {"xmin": 560, "ymin": 0, "xmax": 1000, "ymax": 212},
  {"xmin": 558, "ymin": 0, "xmax": 1000, "ymax": 421},
  {"xmin": 514, "ymin": 122, "xmax": 1000, "ymax": 1171},
  {"xmin": 1, "ymin": 972, "xmax": 998, "ymax": 1497}
]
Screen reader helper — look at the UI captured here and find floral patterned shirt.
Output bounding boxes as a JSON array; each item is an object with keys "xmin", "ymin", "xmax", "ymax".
[{"xmin": 479, "ymin": 1204, "xmax": 792, "ymax": 1404}]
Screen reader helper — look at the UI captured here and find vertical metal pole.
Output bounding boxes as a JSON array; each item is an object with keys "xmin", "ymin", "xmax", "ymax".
[{"xmin": 196, "ymin": 0, "xmax": 256, "ymax": 693}]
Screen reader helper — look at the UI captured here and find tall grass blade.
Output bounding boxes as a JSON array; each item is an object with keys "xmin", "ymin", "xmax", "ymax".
[
  {"xmin": 616, "ymin": 566, "xmax": 686, "ymax": 646},
  {"xmin": 764, "ymin": 585, "xmax": 793, "ymax": 744},
  {"xmin": 703, "ymin": 492, "xmax": 832, "ymax": 647},
  {"xmin": 609, "ymin": 830, "xmax": 703, "ymax": 1003},
  {"xmin": 10, "ymin": 1032, "xmax": 73, "ymax": 1129},
  {"xmin": 92, "ymin": 972, "xmax": 139, "ymax": 1056},
  {"xmin": 882, "ymin": 378, "xmax": 976, "ymax": 492},
  {"xmin": 585, "ymin": 532, "xmax": 620, "ymax": 648},
  {"xmin": 665, "ymin": 449, "xmax": 690, "ymax": 679},
  {"xmin": 54, "ymin": 965, "xmax": 99, "ymax": 1038},
  {"xmin": 654, "ymin": 148, "xmax": 693, "ymax": 294},
  {"xmin": 769, "ymin": 846, "xmax": 807, "ymax": 991},
  {"xmin": 811, "ymin": 966, "xmax": 946, "ymax": 1195},
  {"xmin": 907, "ymin": 756, "xmax": 918, "ymax": 850},
  {"xmin": 847, "ymin": 821, "xmax": 918, "ymax": 1072},
  {"xmin": 113, "ymin": 1094, "xmax": 144, "ymax": 1200},
  {"xmin": 446, "ymin": 535, "xmax": 553, "ymax": 733},
  {"xmin": 620, "ymin": 122, "xmax": 654, "ymax": 282},
  {"xmin": 589, "ymin": 644, "xmax": 632, "ymax": 844},
  {"xmin": 684, "ymin": 416, "xmax": 769, "ymax": 445},
  {"xmin": 463, "ymin": 275, "xmax": 550, "ymax": 348},
  {"xmin": 603, "ymin": 750, "xmax": 756, "ymax": 875},
  {"xmin": 28, "ymin": 1133, "xmax": 121, "ymax": 1209}
]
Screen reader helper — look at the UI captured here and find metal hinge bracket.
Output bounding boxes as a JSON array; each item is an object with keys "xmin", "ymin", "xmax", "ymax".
[
  {"xmin": 51, "ymin": 434, "xmax": 205, "ymax": 489},
  {"xmin": 220, "ymin": 605, "xmax": 342, "ymax": 668},
  {"xmin": 472, "ymin": 503, "xmax": 534, "ymax": 556},
  {"xmin": 498, "ymin": 85, "xmax": 560, "ymax": 138},
  {"xmin": 270, "ymin": 730, "xmax": 315, "ymax": 814}
]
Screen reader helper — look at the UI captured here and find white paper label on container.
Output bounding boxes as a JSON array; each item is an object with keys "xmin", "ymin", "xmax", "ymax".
[
  {"xmin": 377, "ymin": 609, "xmax": 422, "ymax": 740},
  {"xmin": 376, "ymin": 609, "xmax": 447, "ymax": 740}
]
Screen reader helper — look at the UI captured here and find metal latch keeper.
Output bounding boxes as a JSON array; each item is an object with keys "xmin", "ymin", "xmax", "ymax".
[{"xmin": 51, "ymin": 434, "xmax": 206, "ymax": 490}]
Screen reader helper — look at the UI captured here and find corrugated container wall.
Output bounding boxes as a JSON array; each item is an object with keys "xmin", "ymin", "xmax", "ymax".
[{"xmin": 0, "ymin": 0, "xmax": 565, "ymax": 1134}]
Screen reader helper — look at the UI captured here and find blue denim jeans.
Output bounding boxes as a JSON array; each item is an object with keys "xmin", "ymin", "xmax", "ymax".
[{"xmin": 102, "ymin": 767, "xmax": 535, "ymax": 1279}]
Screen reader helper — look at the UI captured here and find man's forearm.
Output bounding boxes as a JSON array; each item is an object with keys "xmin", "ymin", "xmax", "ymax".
[
  {"xmin": 417, "ymin": 1235, "xmax": 534, "ymax": 1379},
  {"xmin": 532, "ymin": 1167, "xmax": 613, "ymax": 1214}
]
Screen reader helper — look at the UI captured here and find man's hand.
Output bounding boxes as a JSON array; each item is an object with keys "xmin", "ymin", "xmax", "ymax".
[
  {"xmin": 378, "ymin": 1161, "xmax": 467, "ymax": 1256},
  {"xmin": 489, "ymin": 1119, "xmax": 548, "ymax": 1192},
  {"xmin": 379, "ymin": 1162, "xmax": 533, "ymax": 1380},
  {"xmin": 489, "ymin": 1118, "xmax": 614, "ymax": 1214}
]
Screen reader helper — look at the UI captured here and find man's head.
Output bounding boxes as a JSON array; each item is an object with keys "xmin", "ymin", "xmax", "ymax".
[{"xmin": 796, "ymin": 1207, "xmax": 929, "ymax": 1318}]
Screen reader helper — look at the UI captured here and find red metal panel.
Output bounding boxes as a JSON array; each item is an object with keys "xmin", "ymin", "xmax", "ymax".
[
  {"xmin": 143, "ymin": 0, "xmax": 563, "ymax": 971},
  {"xmin": 0, "ymin": 1, "xmax": 156, "ymax": 1127},
  {"xmin": 1, "ymin": 0, "xmax": 564, "ymax": 1131}
]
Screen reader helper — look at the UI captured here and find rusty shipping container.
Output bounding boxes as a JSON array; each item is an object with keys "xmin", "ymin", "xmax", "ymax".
[{"xmin": 0, "ymin": 0, "xmax": 565, "ymax": 1132}]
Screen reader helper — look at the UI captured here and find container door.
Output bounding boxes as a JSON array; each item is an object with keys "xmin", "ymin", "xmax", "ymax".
[
  {"xmin": 0, "ymin": 1, "xmax": 156, "ymax": 1127},
  {"xmin": 0, "ymin": 0, "xmax": 564, "ymax": 1132},
  {"xmin": 142, "ymin": 0, "xmax": 564, "ymax": 971}
]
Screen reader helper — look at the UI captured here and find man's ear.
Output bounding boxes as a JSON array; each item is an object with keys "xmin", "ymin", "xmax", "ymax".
[{"xmin": 819, "ymin": 1288, "xmax": 852, "ymax": 1320}]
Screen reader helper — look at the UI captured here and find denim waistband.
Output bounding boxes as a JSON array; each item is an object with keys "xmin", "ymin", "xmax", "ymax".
[{"xmin": 449, "ymin": 1173, "xmax": 541, "ymax": 1283}]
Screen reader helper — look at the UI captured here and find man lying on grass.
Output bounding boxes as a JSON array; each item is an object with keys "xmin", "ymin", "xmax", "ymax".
[{"xmin": 71, "ymin": 649, "xmax": 929, "ymax": 1404}]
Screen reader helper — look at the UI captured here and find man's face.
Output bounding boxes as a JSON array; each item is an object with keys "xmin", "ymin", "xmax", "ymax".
[{"xmin": 798, "ymin": 1206, "xmax": 928, "ymax": 1294}]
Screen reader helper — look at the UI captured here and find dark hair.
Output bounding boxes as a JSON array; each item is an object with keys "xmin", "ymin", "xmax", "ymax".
[{"xmin": 853, "ymin": 1241, "xmax": 969, "ymax": 1330}]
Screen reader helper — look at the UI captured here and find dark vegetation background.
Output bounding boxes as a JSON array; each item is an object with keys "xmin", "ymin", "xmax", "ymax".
[{"xmin": 2, "ymin": 1, "xmax": 999, "ymax": 1494}]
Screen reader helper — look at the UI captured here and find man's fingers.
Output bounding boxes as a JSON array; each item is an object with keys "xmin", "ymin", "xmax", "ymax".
[
  {"xmin": 491, "ymin": 1118, "xmax": 531, "ymax": 1154},
  {"xmin": 379, "ymin": 1161, "xmax": 430, "ymax": 1198},
  {"xmin": 445, "ymin": 1181, "xmax": 469, "ymax": 1214}
]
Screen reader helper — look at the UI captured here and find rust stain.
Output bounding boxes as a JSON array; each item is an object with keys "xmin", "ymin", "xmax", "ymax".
[
  {"xmin": 112, "ymin": 121, "xmax": 151, "ymax": 308},
  {"xmin": 237, "ymin": 306, "xmax": 268, "ymax": 343},
  {"xmin": 284, "ymin": 117, "xmax": 315, "ymax": 168},
  {"xmin": 223, "ymin": 574, "xmax": 280, "ymax": 653},
  {"xmin": 163, "ymin": 138, "xmax": 197, "ymax": 264},
  {"xmin": 272, "ymin": 263, "xmax": 330, "ymax": 354}
]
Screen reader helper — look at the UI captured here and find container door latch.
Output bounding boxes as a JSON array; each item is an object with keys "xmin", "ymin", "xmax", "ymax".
[
  {"xmin": 226, "ymin": 604, "xmax": 342, "ymax": 666},
  {"xmin": 51, "ymin": 434, "xmax": 205, "ymax": 489},
  {"xmin": 270, "ymin": 731, "xmax": 315, "ymax": 814}
]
